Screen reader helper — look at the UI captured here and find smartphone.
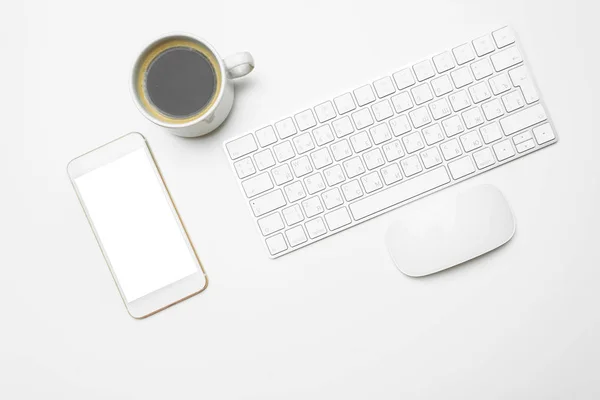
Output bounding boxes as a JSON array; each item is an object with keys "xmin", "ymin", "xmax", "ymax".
[{"xmin": 67, "ymin": 133, "xmax": 207, "ymax": 318}]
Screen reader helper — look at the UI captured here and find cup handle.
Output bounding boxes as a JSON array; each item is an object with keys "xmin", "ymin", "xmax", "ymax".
[{"xmin": 223, "ymin": 52, "xmax": 255, "ymax": 79}]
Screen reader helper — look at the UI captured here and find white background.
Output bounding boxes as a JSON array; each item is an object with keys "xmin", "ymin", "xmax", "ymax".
[{"xmin": 3, "ymin": 0, "xmax": 600, "ymax": 398}]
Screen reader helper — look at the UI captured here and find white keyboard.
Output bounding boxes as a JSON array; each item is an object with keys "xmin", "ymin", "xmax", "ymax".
[{"xmin": 224, "ymin": 26, "xmax": 558, "ymax": 258}]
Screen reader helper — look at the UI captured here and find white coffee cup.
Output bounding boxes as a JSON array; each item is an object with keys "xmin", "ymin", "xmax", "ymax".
[{"xmin": 131, "ymin": 33, "xmax": 254, "ymax": 137}]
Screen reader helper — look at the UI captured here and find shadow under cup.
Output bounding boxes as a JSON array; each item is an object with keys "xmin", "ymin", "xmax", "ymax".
[{"xmin": 133, "ymin": 37, "xmax": 223, "ymax": 124}]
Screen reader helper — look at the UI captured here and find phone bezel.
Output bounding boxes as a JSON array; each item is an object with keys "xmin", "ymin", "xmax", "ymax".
[{"xmin": 67, "ymin": 132, "xmax": 208, "ymax": 318}]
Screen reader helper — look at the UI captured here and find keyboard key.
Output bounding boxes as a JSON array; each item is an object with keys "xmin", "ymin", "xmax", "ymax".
[
  {"xmin": 271, "ymin": 164, "xmax": 293, "ymax": 185},
  {"xmin": 490, "ymin": 46, "xmax": 523, "ymax": 71},
  {"xmin": 372, "ymin": 100, "xmax": 394, "ymax": 121},
  {"xmin": 449, "ymin": 90, "xmax": 471, "ymax": 112},
  {"xmin": 363, "ymin": 148, "xmax": 385, "ymax": 170},
  {"xmin": 402, "ymin": 131, "xmax": 425, "ymax": 154},
  {"xmin": 509, "ymin": 66, "xmax": 539, "ymax": 104},
  {"xmin": 314, "ymin": 101, "xmax": 337, "ymax": 123},
  {"xmin": 310, "ymin": 147, "xmax": 333, "ymax": 169},
  {"xmin": 354, "ymin": 84, "xmax": 376, "ymax": 106},
  {"xmin": 304, "ymin": 173, "xmax": 326, "ymax": 194},
  {"xmin": 369, "ymin": 123, "xmax": 392, "ymax": 145},
  {"xmin": 250, "ymin": 190, "xmax": 286, "ymax": 217},
  {"xmin": 265, "ymin": 234, "xmax": 287, "ymax": 255},
  {"xmin": 330, "ymin": 139, "xmax": 352, "ymax": 161},
  {"xmin": 393, "ymin": 68, "xmax": 416, "ymax": 90},
  {"xmin": 492, "ymin": 140, "xmax": 515, "ymax": 161},
  {"xmin": 423, "ymin": 123, "xmax": 446, "ymax": 144},
  {"xmin": 258, "ymin": 213, "xmax": 285, "ymax": 236},
  {"xmin": 352, "ymin": 108, "xmax": 374, "ymax": 129},
  {"xmin": 441, "ymin": 115, "xmax": 465, "ymax": 138},
  {"xmin": 282, "ymin": 204, "xmax": 304, "ymax": 224},
  {"xmin": 432, "ymin": 52, "xmax": 455, "ymax": 73},
  {"xmin": 242, "ymin": 172, "xmax": 273, "ymax": 197},
  {"xmin": 349, "ymin": 167, "xmax": 450, "ymax": 220},
  {"xmin": 400, "ymin": 155, "xmax": 423, "ymax": 177},
  {"xmin": 382, "ymin": 140, "xmax": 405, "ymax": 161},
  {"xmin": 408, "ymin": 107, "xmax": 432, "ymax": 128},
  {"xmin": 492, "ymin": 26, "xmax": 515, "ymax": 48},
  {"xmin": 343, "ymin": 156, "xmax": 366, "ymax": 178},
  {"xmin": 332, "ymin": 116, "xmax": 355, "ymax": 137},
  {"xmin": 470, "ymin": 58, "xmax": 494, "ymax": 80},
  {"xmin": 284, "ymin": 181, "xmax": 307, "ymax": 202},
  {"xmin": 322, "ymin": 188, "xmax": 344, "ymax": 209},
  {"xmin": 411, "ymin": 83, "xmax": 433, "ymax": 105},
  {"xmin": 333, "ymin": 93, "xmax": 356, "ymax": 114},
  {"xmin": 472, "ymin": 34, "xmax": 496, "ymax": 56},
  {"xmin": 273, "ymin": 141, "xmax": 295, "ymax": 162},
  {"xmin": 516, "ymin": 139, "xmax": 535, "ymax": 153},
  {"xmin": 441, "ymin": 139, "xmax": 462, "ymax": 160},
  {"xmin": 512, "ymin": 130, "xmax": 533, "ymax": 145},
  {"xmin": 226, "ymin": 134, "xmax": 258, "ymax": 159},
  {"xmin": 341, "ymin": 180, "xmax": 364, "ymax": 201},
  {"xmin": 429, "ymin": 98, "xmax": 452, "ymax": 120},
  {"xmin": 482, "ymin": 99, "xmax": 504, "ymax": 120},
  {"xmin": 462, "ymin": 108, "xmax": 485, "ymax": 129},
  {"xmin": 313, "ymin": 124, "xmax": 335, "ymax": 146},
  {"xmin": 448, "ymin": 156, "xmax": 475, "ymax": 179},
  {"xmin": 473, "ymin": 147, "xmax": 496, "ymax": 169},
  {"xmin": 350, "ymin": 131, "xmax": 372, "ymax": 153},
  {"xmin": 502, "ymin": 90, "xmax": 525, "ymax": 112},
  {"xmin": 234, "ymin": 157, "xmax": 256, "ymax": 179},
  {"xmin": 450, "ymin": 67, "xmax": 473, "ymax": 88},
  {"xmin": 459, "ymin": 130, "xmax": 483, "ymax": 152},
  {"xmin": 533, "ymin": 123, "xmax": 555, "ymax": 144},
  {"xmin": 389, "ymin": 115, "xmax": 412, "ymax": 136},
  {"xmin": 469, "ymin": 82, "xmax": 492, "ymax": 103},
  {"xmin": 301, "ymin": 196, "xmax": 324, "ymax": 217},
  {"xmin": 255, "ymin": 126, "xmax": 277, "ymax": 147},
  {"xmin": 254, "ymin": 149, "xmax": 276, "ymax": 171},
  {"xmin": 413, "ymin": 59, "xmax": 436, "ymax": 81},
  {"xmin": 292, "ymin": 133, "xmax": 315, "ymax": 154},
  {"xmin": 479, "ymin": 122, "xmax": 503, "ymax": 144},
  {"xmin": 324, "ymin": 207, "xmax": 352, "ymax": 230},
  {"xmin": 361, "ymin": 171, "xmax": 383, "ymax": 193},
  {"xmin": 500, "ymin": 104, "xmax": 547, "ymax": 135},
  {"xmin": 291, "ymin": 156, "xmax": 313, "ymax": 177},
  {"xmin": 285, "ymin": 225, "xmax": 308, "ymax": 247},
  {"xmin": 373, "ymin": 76, "xmax": 396, "ymax": 98},
  {"xmin": 324, "ymin": 164, "xmax": 345, "ymax": 186},
  {"xmin": 489, "ymin": 73, "xmax": 512, "ymax": 95},
  {"xmin": 305, "ymin": 217, "xmax": 327, "ymax": 239},
  {"xmin": 380, "ymin": 163, "xmax": 403, "ymax": 185},
  {"xmin": 275, "ymin": 117, "xmax": 297, "ymax": 139},
  {"xmin": 391, "ymin": 92, "xmax": 414, "ymax": 113},
  {"xmin": 431, "ymin": 75, "xmax": 453, "ymax": 97},
  {"xmin": 295, "ymin": 109, "xmax": 317, "ymax": 131},
  {"xmin": 420, "ymin": 147, "xmax": 443, "ymax": 169},
  {"xmin": 453, "ymin": 43, "xmax": 475, "ymax": 65}
]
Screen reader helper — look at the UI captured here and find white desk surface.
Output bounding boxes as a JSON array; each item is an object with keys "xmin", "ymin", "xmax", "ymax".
[{"xmin": 3, "ymin": 0, "xmax": 600, "ymax": 398}]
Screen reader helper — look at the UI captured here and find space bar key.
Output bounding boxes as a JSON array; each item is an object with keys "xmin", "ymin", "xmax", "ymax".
[{"xmin": 349, "ymin": 167, "xmax": 451, "ymax": 220}]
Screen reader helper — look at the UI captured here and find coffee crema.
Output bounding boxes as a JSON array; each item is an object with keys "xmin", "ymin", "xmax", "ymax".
[{"xmin": 135, "ymin": 39, "xmax": 222, "ymax": 124}]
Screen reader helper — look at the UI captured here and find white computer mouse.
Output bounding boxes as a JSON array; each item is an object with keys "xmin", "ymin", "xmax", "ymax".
[{"xmin": 385, "ymin": 184, "xmax": 515, "ymax": 277}]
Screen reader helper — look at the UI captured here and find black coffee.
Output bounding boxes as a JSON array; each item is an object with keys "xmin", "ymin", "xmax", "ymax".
[{"xmin": 145, "ymin": 47, "xmax": 217, "ymax": 118}]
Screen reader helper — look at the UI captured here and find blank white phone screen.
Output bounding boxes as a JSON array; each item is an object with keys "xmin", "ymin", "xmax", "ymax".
[{"xmin": 75, "ymin": 148, "xmax": 197, "ymax": 302}]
